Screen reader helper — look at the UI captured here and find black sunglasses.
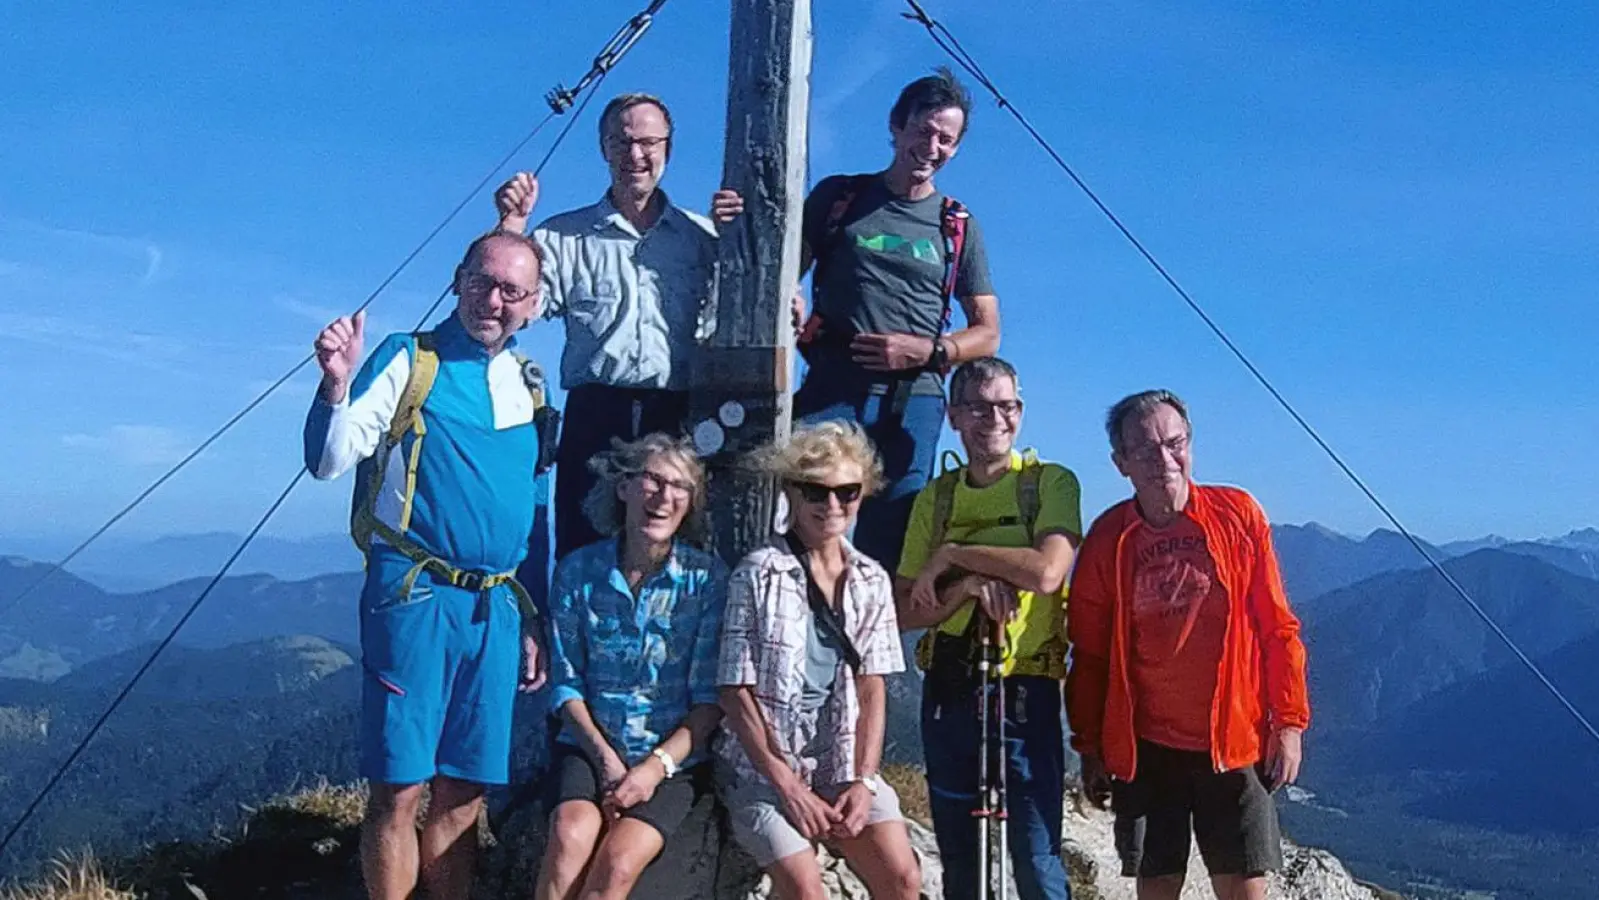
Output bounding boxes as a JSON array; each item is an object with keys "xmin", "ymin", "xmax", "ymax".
[{"xmin": 790, "ymin": 481, "xmax": 864, "ymax": 505}]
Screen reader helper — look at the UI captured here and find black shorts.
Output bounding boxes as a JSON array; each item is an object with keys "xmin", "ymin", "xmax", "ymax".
[
  {"xmin": 1110, "ymin": 740, "xmax": 1282, "ymax": 878},
  {"xmin": 548, "ymin": 744, "xmax": 709, "ymax": 841}
]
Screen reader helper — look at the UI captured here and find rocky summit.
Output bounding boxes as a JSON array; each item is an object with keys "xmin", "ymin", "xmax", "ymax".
[{"xmin": 62, "ymin": 779, "xmax": 1392, "ymax": 900}]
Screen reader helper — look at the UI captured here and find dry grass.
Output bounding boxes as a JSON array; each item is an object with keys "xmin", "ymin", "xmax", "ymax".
[
  {"xmin": 0, "ymin": 852, "xmax": 137, "ymax": 900},
  {"xmin": 248, "ymin": 779, "xmax": 368, "ymax": 835}
]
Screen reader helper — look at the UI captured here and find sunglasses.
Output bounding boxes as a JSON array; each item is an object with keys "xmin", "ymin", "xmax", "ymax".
[{"xmin": 790, "ymin": 481, "xmax": 864, "ymax": 505}]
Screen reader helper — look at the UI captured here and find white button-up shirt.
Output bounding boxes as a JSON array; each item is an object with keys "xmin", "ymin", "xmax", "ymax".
[{"xmin": 534, "ymin": 191, "xmax": 718, "ymax": 392}]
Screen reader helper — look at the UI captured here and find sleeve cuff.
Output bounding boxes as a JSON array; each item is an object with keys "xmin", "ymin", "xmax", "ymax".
[{"xmin": 548, "ymin": 686, "xmax": 584, "ymax": 714}]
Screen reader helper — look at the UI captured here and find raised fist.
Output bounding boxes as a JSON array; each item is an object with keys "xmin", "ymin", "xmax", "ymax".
[
  {"xmin": 314, "ymin": 310, "xmax": 365, "ymax": 402},
  {"xmin": 494, "ymin": 172, "xmax": 540, "ymax": 234}
]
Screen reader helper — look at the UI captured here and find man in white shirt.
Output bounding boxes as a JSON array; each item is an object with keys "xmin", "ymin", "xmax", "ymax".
[{"xmin": 495, "ymin": 93, "xmax": 741, "ymax": 558}]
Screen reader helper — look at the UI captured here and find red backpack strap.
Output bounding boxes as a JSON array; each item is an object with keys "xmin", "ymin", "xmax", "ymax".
[
  {"xmin": 821, "ymin": 173, "xmax": 873, "ymax": 247},
  {"xmin": 801, "ymin": 174, "xmax": 876, "ymax": 357},
  {"xmin": 938, "ymin": 197, "xmax": 969, "ymax": 334}
]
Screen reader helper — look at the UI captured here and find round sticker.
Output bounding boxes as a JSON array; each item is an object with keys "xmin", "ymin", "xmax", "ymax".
[
  {"xmin": 692, "ymin": 419, "xmax": 725, "ymax": 456},
  {"xmin": 718, "ymin": 400, "xmax": 746, "ymax": 428}
]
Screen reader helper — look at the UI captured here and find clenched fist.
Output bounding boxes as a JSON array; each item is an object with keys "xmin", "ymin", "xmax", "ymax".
[
  {"xmin": 314, "ymin": 311, "xmax": 366, "ymax": 403},
  {"xmin": 494, "ymin": 172, "xmax": 540, "ymax": 234}
]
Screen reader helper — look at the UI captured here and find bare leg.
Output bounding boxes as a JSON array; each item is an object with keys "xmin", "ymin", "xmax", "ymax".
[
  {"xmin": 831, "ymin": 821, "xmax": 922, "ymax": 900},
  {"xmin": 535, "ymin": 800, "xmax": 605, "ymax": 900},
  {"xmin": 1210, "ymin": 873, "xmax": 1268, "ymax": 900},
  {"xmin": 418, "ymin": 775, "xmax": 486, "ymax": 900},
  {"xmin": 361, "ymin": 782, "xmax": 427, "ymax": 900},
  {"xmin": 577, "ymin": 816, "xmax": 666, "ymax": 900},
  {"xmin": 765, "ymin": 849, "xmax": 829, "ymax": 900},
  {"xmin": 1138, "ymin": 874, "xmax": 1186, "ymax": 900}
]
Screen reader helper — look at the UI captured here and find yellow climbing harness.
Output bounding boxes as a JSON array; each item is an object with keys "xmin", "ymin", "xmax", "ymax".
[{"xmin": 349, "ymin": 330, "xmax": 549, "ymax": 619}]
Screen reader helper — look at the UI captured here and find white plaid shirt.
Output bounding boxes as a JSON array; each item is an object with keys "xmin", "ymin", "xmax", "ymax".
[{"xmin": 715, "ymin": 539, "xmax": 905, "ymax": 788}]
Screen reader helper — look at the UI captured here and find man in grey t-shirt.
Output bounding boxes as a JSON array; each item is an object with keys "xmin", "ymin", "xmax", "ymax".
[{"xmin": 794, "ymin": 68, "xmax": 1001, "ymax": 573}]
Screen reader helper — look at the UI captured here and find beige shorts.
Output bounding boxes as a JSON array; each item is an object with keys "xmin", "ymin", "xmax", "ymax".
[{"xmin": 721, "ymin": 775, "xmax": 904, "ymax": 868}]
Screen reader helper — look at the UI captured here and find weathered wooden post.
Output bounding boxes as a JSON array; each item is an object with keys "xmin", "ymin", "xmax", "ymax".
[{"xmin": 690, "ymin": 0, "xmax": 812, "ymax": 563}]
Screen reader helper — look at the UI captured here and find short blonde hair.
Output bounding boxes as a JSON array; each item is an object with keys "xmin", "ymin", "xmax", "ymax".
[
  {"xmin": 583, "ymin": 433, "xmax": 709, "ymax": 545},
  {"xmin": 751, "ymin": 421, "xmax": 885, "ymax": 496}
]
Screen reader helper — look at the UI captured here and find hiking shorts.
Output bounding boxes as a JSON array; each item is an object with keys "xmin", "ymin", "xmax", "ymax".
[
  {"xmin": 547, "ymin": 743, "xmax": 710, "ymax": 841},
  {"xmin": 358, "ymin": 551, "xmax": 523, "ymax": 786},
  {"xmin": 1110, "ymin": 740, "xmax": 1283, "ymax": 878},
  {"xmin": 718, "ymin": 769, "xmax": 905, "ymax": 868}
]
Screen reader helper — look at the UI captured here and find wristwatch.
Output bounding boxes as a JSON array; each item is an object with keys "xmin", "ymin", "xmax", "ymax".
[
  {"xmin": 857, "ymin": 773, "xmax": 881, "ymax": 796},
  {"xmin": 926, "ymin": 337, "xmax": 950, "ymax": 373},
  {"xmin": 650, "ymin": 747, "xmax": 679, "ymax": 779}
]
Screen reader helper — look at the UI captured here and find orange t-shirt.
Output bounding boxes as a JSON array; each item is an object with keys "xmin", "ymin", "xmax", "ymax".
[{"xmin": 1128, "ymin": 516, "xmax": 1230, "ymax": 752}]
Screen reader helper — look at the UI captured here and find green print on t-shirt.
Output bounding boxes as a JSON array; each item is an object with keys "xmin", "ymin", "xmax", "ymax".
[{"xmin": 854, "ymin": 232, "xmax": 941, "ymax": 265}]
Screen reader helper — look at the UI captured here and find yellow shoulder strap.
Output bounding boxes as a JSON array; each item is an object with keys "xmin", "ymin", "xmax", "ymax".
[
  {"xmin": 352, "ymin": 332, "xmax": 439, "ymax": 553},
  {"xmin": 390, "ymin": 332, "xmax": 439, "ymax": 443},
  {"xmin": 1016, "ymin": 449, "xmax": 1044, "ymax": 541}
]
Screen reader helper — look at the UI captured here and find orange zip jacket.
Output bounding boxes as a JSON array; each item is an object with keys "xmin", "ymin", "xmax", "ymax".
[{"xmin": 1065, "ymin": 483, "xmax": 1310, "ymax": 780}]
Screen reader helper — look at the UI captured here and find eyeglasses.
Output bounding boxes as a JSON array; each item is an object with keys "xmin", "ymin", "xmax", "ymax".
[
  {"xmin": 606, "ymin": 135, "xmax": 669, "ymax": 155},
  {"xmin": 637, "ymin": 470, "xmax": 694, "ymax": 499},
  {"xmin": 1123, "ymin": 433, "xmax": 1191, "ymax": 464},
  {"xmin": 790, "ymin": 481, "xmax": 864, "ymax": 505},
  {"xmin": 957, "ymin": 399, "xmax": 1023, "ymax": 420},
  {"xmin": 460, "ymin": 271, "xmax": 536, "ymax": 304}
]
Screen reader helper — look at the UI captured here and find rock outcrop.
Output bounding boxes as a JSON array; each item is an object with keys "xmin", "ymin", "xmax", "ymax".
[{"xmin": 34, "ymin": 781, "xmax": 1394, "ymax": 900}]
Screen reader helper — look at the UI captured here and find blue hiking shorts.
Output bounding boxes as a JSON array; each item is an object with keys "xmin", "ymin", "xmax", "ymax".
[{"xmin": 358, "ymin": 551, "xmax": 523, "ymax": 786}]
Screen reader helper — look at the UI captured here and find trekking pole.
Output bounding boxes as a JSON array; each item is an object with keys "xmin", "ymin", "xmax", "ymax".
[
  {"xmin": 975, "ymin": 620, "xmax": 993, "ymax": 897},
  {"xmin": 993, "ymin": 616, "xmax": 1011, "ymax": 900}
]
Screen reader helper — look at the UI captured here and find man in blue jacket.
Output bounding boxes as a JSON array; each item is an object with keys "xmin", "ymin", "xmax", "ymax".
[{"xmin": 304, "ymin": 229, "xmax": 551, "ymax": 900}]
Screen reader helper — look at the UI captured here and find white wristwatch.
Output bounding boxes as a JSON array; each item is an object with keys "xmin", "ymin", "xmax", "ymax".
[
  {"xmin": 857, "ymin": 773, "xmax": 881, "ymax": 795},
  {"xmin": 651, "ymin": 747, "xmax": 679, "ymax": 779}
]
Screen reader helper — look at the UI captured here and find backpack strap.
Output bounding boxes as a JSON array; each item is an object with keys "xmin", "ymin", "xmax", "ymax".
[
  {"xmin": 782, "ymin": 533, "xmax": 864, "ymax": 673},
  {"xmin": 1015, "ymin": 449, "xmax": 1044, "ymax": 542},
  {"xmin": 352, "ymin": 332, "xmax": 439, "ymax": 552},
  {"xmin": 514, "ymin": 352, "xmax": 561, "ymax": 475},
  {"xmin": 798, "ymin": 175, "xmax": 876, "ymax": 358},
  {"xmin": 937, "ymin": 197, "xmax": 969, "ymax": 339},
  {"xmin": 923, "ymin": 448, "xmax": 967, "ymax": 552}
]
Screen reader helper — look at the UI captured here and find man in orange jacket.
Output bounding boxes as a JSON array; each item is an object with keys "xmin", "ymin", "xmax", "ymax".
[{"xmin": 1066, "ymin": 389, "xmax": 1310, "ymax": 900}]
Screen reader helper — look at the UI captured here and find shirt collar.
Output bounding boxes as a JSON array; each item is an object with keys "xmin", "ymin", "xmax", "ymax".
[
  {"xmin": 595, "ymin": 189, "xmax": 679, "ymax": 238},
  {"xmin": 604, "ymin": 537, "xmax": 690, "ymax": 588}
]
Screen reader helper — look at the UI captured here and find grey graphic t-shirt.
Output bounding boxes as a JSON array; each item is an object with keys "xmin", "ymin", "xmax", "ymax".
[{"xmin": 802, "ymin": 173, "xmax": 995, "ymax": 395}]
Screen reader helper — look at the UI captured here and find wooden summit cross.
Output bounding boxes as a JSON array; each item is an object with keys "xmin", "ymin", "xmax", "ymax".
[{"xmin": 689, "ymin": 0, "xmax": 812, "ymax": 563}]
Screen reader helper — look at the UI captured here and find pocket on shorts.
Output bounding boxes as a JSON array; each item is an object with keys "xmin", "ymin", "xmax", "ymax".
[{"xmin": 364, "ymin": 565, "xmax": 440, "ymax": 615}]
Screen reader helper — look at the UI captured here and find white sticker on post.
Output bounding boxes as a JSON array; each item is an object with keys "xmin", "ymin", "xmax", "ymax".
[{"xmin": 692, "ymin": 419, "xmax": 725, "ymax": 456}]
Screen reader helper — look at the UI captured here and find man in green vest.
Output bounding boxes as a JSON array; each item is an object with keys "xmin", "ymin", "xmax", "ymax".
[{"xmin": 895, "ymin": 356, "xmax": 1083, "ymax": 900}]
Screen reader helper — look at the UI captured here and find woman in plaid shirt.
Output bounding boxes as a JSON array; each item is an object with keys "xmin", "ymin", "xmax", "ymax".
[
  {"xmin": 716, "ymin": 421, "xmax": 923, "ymax": 900},
  {"xmin": 537, "ymin": 434, "xmax": 728, "ymax": 900}
]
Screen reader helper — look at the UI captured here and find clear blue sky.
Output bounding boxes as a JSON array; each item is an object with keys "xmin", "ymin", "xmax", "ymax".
[{"xmin": 1, "ymin": 0, "xmax": 1594, "ymax": 546}]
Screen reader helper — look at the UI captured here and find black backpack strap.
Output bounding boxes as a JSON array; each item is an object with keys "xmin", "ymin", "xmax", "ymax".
[{"xmin": 782, "ymin": 533, "xmax": 864, "ymax": 673}]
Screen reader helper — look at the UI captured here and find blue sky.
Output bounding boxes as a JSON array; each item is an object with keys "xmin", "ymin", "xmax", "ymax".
[{"xmin": 1, "ymin": 0, "xmax": 1594, "ymax": 547}]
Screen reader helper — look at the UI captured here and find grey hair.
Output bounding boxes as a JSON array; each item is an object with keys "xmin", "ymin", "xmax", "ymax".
[
  {"xmin": 949, "ymin": 356, "xmax": 1020, "ymax": 406},
  {"xmin": 583, "ymin": 433, "xmax": 708, "ymax": 545},
  {"xmin": 750, "ymin": 420, "xmax": 885, "ymax": 496},
  {"xmin": 1105, "ymin": 390, "xmax": 1191, "ymax": 454}
]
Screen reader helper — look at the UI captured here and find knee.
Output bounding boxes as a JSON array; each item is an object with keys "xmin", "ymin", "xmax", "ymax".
[
  {"xmin": 366, "ymin": 783, "xmax": 425, "ymax": 829},
  {"xmin": 427, "ymin": 778, "xmax": 485, "ymax": 826},
  {"xmin": 581, "ymin": 853, "xmax": 647, "ymax": 900},
  {"xmin": 886, "ymin": 857, "xmax": 922, "ymax": 900},
  {"xmin": 546, "ymin": 802, "xmax": 603, "ymax": 859}
]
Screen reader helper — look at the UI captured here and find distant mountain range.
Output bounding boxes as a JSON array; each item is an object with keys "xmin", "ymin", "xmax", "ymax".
[
  {"xmin": 2, "ymin": 520, "xmax": 1592, "ymax": 596},
  {"xmin": 0, "ymin": 557, "xmax": 361, "ymax": 680},
  {"xmin": 0, "ymin": 533, "xmax": 362, "ymax": 592}
]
